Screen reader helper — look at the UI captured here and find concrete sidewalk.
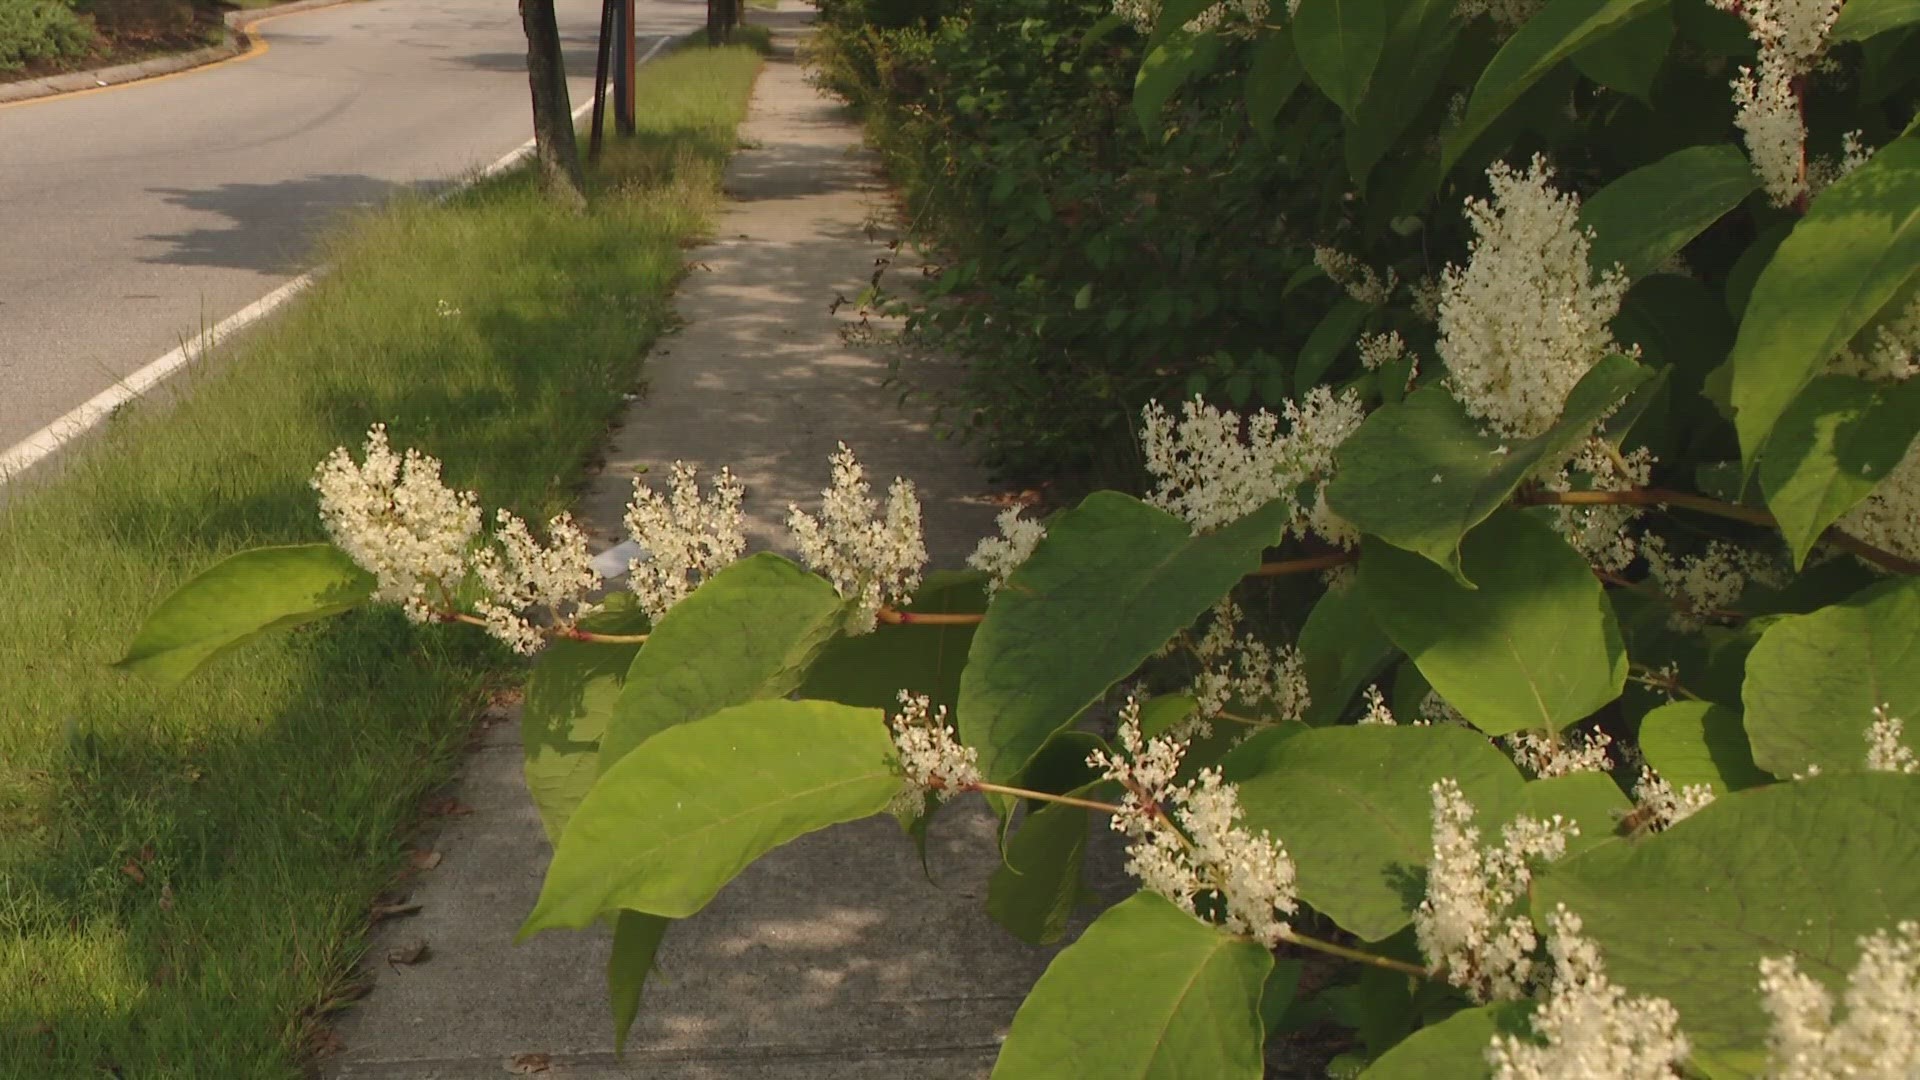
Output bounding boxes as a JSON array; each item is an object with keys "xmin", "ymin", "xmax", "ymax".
[{"xmin": 323, "ymin": 11, "xmax": 1103, "ymax": 1078}]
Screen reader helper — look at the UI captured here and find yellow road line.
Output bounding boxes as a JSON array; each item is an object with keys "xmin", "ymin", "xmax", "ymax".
[{"xmin": 0, "ymin": 0, "xmax": 357, "ymax": 112}]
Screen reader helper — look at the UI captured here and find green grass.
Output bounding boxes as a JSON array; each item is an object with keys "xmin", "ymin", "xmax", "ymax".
[{"xmin": 0, "ymin": 42, "xmax": 762, "ymax": 1078}]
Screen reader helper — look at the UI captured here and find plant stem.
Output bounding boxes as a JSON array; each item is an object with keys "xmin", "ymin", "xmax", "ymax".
[
  {"xmin": 1253, "ymin": 552, "xmax": 1354, "ymax": 577},
  {"xmin": 1278, "ymin": 927, "xmax": 1434, "ymax": 979},
  {"xmin": 437, "ymin": 610, "xmax": 648, "ymax": 645},
  {"xmin": 876, "ymin": 607, "xmax": 984, "ymax": 626},
  {"xmin": 969, "ymin": 781, "xmax": 1122, "ymax": 814},
  {"xmin": 1520, "ymin": 487, "xmax": 1920, "ymax": 574}
]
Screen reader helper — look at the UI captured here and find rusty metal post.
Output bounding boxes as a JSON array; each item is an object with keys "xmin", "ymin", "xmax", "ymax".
[
  {"xmin": 589, "ymin": 0, "xmax": 615, "ymax": 160},
  {"xmin": 617, "ymin": 0, "xmax": 637, "ymax": 136}
]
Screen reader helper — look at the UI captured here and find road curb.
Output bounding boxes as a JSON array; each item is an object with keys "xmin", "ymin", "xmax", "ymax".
[{"xmin": 0, "ymin": 0, "xmax": 357, "ymax": 106}]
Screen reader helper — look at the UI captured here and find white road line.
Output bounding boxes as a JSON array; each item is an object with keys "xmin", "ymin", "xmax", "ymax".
[{"xmin": 0, "ymin": 35, "xmax": 672, "ymax": 486}]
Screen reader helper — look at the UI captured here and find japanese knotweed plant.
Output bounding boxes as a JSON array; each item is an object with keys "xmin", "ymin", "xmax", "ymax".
[{"xmin": 122, "ymin": 1, "xmax": 1920, "ymax": 1073}]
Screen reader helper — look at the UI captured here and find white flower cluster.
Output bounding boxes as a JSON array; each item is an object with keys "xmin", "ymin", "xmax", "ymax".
[
  {"xmin": 1357, "ymin": 330, "xmax": 1409, "ymax": 371},
  {"xmin": 1831, "ymin": 293, "xmax": 1920, "ymax": 385},
  {"xmin": 1546, "ymin": 438, "xmax": 1656, "ymax": 573},
  {"xmin": 313, "ymin": 425, "xmax": 483, "ymax": 622},
  {"xmin": 1438, "ymin": 156, "xmax": 1631, "ymax": 441},
  {"xmin": 1139, "ymin": 387, "xmax": 1366, "ymax": 540},
  {"xmin": 1314, "ymin": 246, "xmax": 1398, "ymax": 305},
  {"xmin": 1641, "ymin": 536, "xmax": 1781, "ymax": 631},
  {"xmin": 1630, "ymin": 765, "xmax": 1716, "ymax": 833},
  {"xmin": 1417, "ymin": 779, "xmax": 1578, "ymax": 1001},
  {"xmin": 1835, "ymin": 438, "xmax": 1920, "ymax": 566},
  {"xmin": 1421, "ymin": 690, "xmax": 1471, "ymax": 727},
  {"xmin": 1357, "ymin": 684, "xmax": 1400, "ymax": 725},
  {"xmin": 1488, "ymin": 906, "xmax": 1691, "ymax": 1080},
  {"xmin": 1455, "ymin": 0, "xmax": 1542, "ymax": 31},
  {"xmin": 1807, "ymin": 130, "xmax": 1875, "ymax": 199},
  {"xmin": 1111, "ymin": 0, "xmax": 1280, "ymax": 35},
  {"xmin": 886, "ymin": 691, "xmax": 981, "ymax": 818},
  {"xmin": 1760, "ymin": 921, "xmax": 1920, "ymax": 1079},
  {"xmin": 966, "ymin": 507, "xmax": 1046, "ymax": 594},
  {"xmin": 622, "ymin": 462, "xmax": 745, "ymax": 622},
  {"xmin": 1506, "ymin": 727, "xmax": 1614, "ymax": 779},
  {"xmin": 787, "ymin": 443, "xmax": 929, "ymax": 633},
  {"xmin": 1188, "ymin": 600, "xmax": 1310, "ymax": 724},
  {"xmin": 471, "ymin": 511, "xmax": 602, "ymax": 655},
  {"xmin": 1091, "ymin": 700, "xmax": 1299, "ymax": 946},
  {"xmin": 1709, "ymin": 0, "xmax": 1844, "ymax": 206},
  {"xmin": 1867, "ymin": 705, "xmax": 1919, "ymax": 774}
]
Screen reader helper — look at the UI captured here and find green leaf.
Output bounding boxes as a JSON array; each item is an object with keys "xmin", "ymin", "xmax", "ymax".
[
  {"xmin": 1294, "ymin": 298, "xmax": 1373, "ymax": 391},
  {"xmin": 1759, "ymin": 375, "xmax": 1920, "ymax": 567},
  {"xmin": 1508, "ymin": 772, "xmax": 1631, "ymax": 857},
  {"xmin": 1356, "ymin": 511, "xmax": 1628, "ymax": 736},
  {"xmin": 1637, "ymin": 700, "xmax": 1771, "ymax": 796},
  {"xmin": 1246, "ymin": 28, "xmax": 1305, "ymax": 141},
  {"xmin": 990, "ymin": 892, "xmax": 1272, "ymax": 1080},
  {"xmin": 1831, "ymin": 0, "xmax": 1920, "ymax": 41},
  {"xmin": 1150, "ymin": 0, "xmax": 1215, "ymax": 43},
  {"xmin": 1446, "ymin": 0, "xmax": 1666, "ymax": 170},
  {"xmin": 989, "ymin": 800, "xmax": 1092, "ymax": 945},
  {"xmin": 1342, "ymin": 0, "xmax": 1458, "ymax": 188},
  {"xmin": 1299, "ymin": 580, "xmax": 1397, "ymax": 726},
  {"xmin": 1729, "ymin": 132, "xmax": 1920, "ymax": 473},
  {"xmin": 1580, "ymin": 145, "xmax": 1759, "ymax": 283},
  {"xmin": 959, "ymin": 493, "xmax": 1290, "ymax": 806},
  {"xmin": 1135, "ymin": 32, "xmax": 1220, "ymax": 137},
  {"xmin": 1292, "ymin": 0, "xmax": 1390, "ymax": 117},
  {"xmin": 118, "ymin": 544, "xmax": 375, "ymax": 685},
  {"xmin": 608, "ymin": 910, "xmax": 670, "ymax": 1053},
  {"xmin": 1742, "ymin": 577, "xmax": 1920, "ymax": 777},
  {"xmin": 523, "ymin": 597, "xmax": 652, "ymax": 844},
  {"xmin": 798, "ymin": 569, "xmax": 986, "ymax": 714},
  {"xmin": 600, "ymin": 553, "xmax": 844, "ymax": 772},
  {"xmin": 1259, "ymin": 959, "xmax": 1305, "ymax": 1036},
  {"xmin": 522, "ymin": 700, "xmax": 898, "ymax": 932},
  {"xmin": 1534, "ymin": 773, "xmax": 1920, "ymax": 1077},
  {"xmin": 1327, "ymin": 355, "xmax": 1652, "ymax": 584},
  {"xmin": 1570, "ymin": 2, "xmax": 1674, "ymax": 102},
  {"xmin": 1360, "ymin": 1001, "xmax": 1534, "ymax": 1079},
  {"xmin": 1224, "ymin": 725, "xmax": 1524, "ymax": 940}
]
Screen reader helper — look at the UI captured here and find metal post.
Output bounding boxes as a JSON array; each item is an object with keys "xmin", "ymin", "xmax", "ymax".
[
  {"xmin": 617, "ymin": 0, "xmax": 637, "ymax": 136},
  {"xmin": 589, "ymin": 0, "xmax": 615, "ymax": 161}
]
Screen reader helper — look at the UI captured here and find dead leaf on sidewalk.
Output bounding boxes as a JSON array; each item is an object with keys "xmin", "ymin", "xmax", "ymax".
[
  {"xmin": 506, "ymin": 1052, "xmax": 553, "ymax": 1073},
  {"xmin": 370, "ymin": 901, "xmax": 423, "ymax": 923},
  {"xmin": 408, "ymin": 849, "xmax": 442, "ymax": 871},
  {"xmin": 385, "ymin": 939, "xmax": 430, "ymax": 967},
  {"xmin": 421, "ymin": 796, "xmax": 473, "ymax": 817}
]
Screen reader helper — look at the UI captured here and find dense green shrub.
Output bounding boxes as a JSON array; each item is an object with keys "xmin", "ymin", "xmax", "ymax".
[{"xmin": 0, "ymin": 0, "xmax": 94, "ymax": 71}]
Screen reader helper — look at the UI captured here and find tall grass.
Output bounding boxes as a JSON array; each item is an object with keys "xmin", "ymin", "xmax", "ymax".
[{"xmin": 0, "ymin": 42, "xmax": 761, "ymax": 1077}]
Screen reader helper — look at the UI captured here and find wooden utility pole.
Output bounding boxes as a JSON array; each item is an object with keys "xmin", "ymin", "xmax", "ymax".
[
  {"xmin": 617, "ymin": 0, "xmax": 637, "ymax": 136},
  {"xmin": 518, "ymin": 0, "xmax": 586, "ymax": 207},
  {"xmin": 589, "ymin": 0, "xmax": 615, "ymax": 161}
]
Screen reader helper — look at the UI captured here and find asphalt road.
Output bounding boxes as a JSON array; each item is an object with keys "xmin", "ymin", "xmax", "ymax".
[{"xmin": 0, "ymin": 0, "xmax": 704, "ymax": 455}]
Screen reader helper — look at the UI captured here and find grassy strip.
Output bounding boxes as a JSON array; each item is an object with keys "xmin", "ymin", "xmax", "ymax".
[{"xmin": 0, "ymin": 42, "xmax": 762, "ymax": 1077}]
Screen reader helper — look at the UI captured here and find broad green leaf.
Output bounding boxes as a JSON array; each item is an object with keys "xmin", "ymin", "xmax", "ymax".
[
  {"xmin": 1138, "ymin": 693, "xmax": 1204, "ymax": 739},
  {"xmin": 1246, "ymin": 28, "xmax": 1305, "ymax": 141},
  {"xmin": 1292, "ymin": 0, "xmax": 1390, "ymax": 117},
  {"xmin": 1360, "ymin": 1001, "xmax": 1535, "ymax": 1079},
  {"xmin": 1570, "ymin": 2, "xmax": 1673, "ymax": 101},
  {"xmin": 118, "ymin": 544, "xmax": 374, "ymax": 685},
  {"xmin": 600, "ymin": 553, "xmax": 844, "ymax": 771},
  {"xmin": 1742, "ymin": 577, "xmax": 1920, "ymax": 777},
  {"xmin": 1759, "ymin": 375, "xmax": 1920, "ymax": 567},
  {"xmin": 1534, "ymin": 774, "xmax": 1920, "ymax": 1077},
  {"xmin": 1831, "ymin": 0, "xmax": 1920, "ymax": 41},
  {"xmin": 1342, "ymin": 0, "xmax": 1458, "ymax": 188},
  {"xmin": 523, "ymin": 597, "xmax": 652, "ymax": 843},
  {"xmin": 798, "ymin": 569, "xmax": 986, "ymax": 714},
  {"xmin": 1356, "ymin": 510, "xmax": 1629, "ymax": 736},
  {"xmin": 1638, "ymin": 700, "xmax": 1771, "ymax": 795},
  {"xmin": 1729, "ymin": 132, "xmax": 1920, "ymax": 473},
  {"xmin": 1150, "ymin": 0, "xmax": 1215, "ymax": 43},
  {"xmin": 1299, "ymin": 580, "xmax": 1397, "ymax": 726},
  {"xmin": 1507, "ymin": 771, "xmax": 1631, "ymax": 858},
  {"xmin": 1224, "ymin": 725, "xmax": 1525, "ymax": 940},
  {"xmin": 608, "ymin": 910, "xmax": 670, "ymax": 1053},
  {"xmin": 1294, "ymin": 298, "xmax": 1372, "ymax": 391},
  {"xmin": 522, "ymin": 700, "xmax": 898, "ymax": 932},
  {"xmin": 1446, "ymin": 0, "xmax": 1666, "ymax": 170},
  {"xmin": 1258, "ymin": 959, "xmax": 1304, "ymax": 1036},
  {"xmin": 1580, "ymin": 145, "xmax": 1759, "ymax": 283},
  {"xmin": 990, "ymin": 892, "xmax": 1271, "ymax": 1080},
  {"xmin": 1327, "ymin": 355, "xmax": 1652, "ymax": 584},
  {"xmin": 1135, "ymin": 32, "xmax": 1221, "ymax": 137},
  {"xmin": 989, "ymin": 799, "xmax": 1093, "ymax": 945},
  {"xmin": 959, "ymin": 493, "xmax": 1290, "ymax": 805}
]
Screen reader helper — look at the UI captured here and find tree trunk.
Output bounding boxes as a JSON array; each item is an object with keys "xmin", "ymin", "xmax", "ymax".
[
  {"xmin": 519, "ymin": 0, "xmax": 587, "ymax": 208},
  {"xmin": 706, "ymin": 0, "xmax": 724, "ymax": 46}
]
